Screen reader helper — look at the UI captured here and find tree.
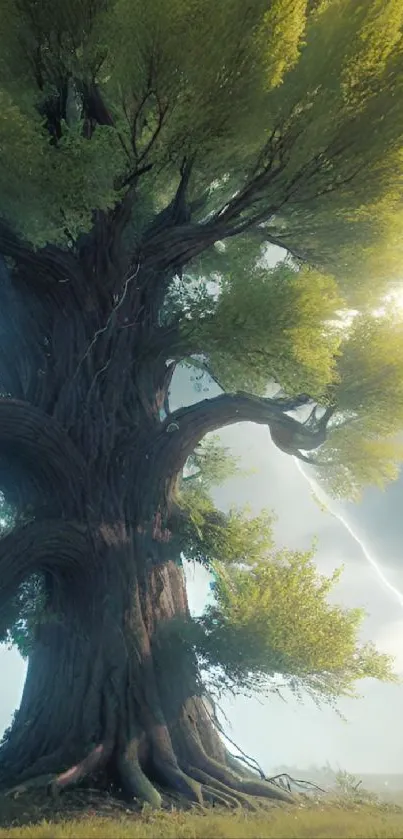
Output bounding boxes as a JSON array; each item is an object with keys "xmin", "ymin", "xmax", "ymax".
[{"xmin": 1, "ymin": 0, "xmax": 403, "ymax": 810}]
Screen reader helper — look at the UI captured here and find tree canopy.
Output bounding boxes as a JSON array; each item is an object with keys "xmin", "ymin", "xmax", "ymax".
[{"xmin": 1, "ymin": 0, "xmax": 403, "ymax": 287}]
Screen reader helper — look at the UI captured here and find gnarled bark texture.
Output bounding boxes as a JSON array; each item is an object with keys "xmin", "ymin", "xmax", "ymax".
[{"xmin": 0, "ymin": 188, "xmax": 328, "ymax": 809}]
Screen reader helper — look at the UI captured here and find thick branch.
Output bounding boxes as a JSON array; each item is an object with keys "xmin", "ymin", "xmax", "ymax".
[
  {"xmin": 157, "ymin": 392, "xmax": 330, "ymax": 478},
  {"xmin": 0, "ymin": 222, "xmax": 81, "ymax": 288},
  {"xmin": 0, "ymin": 519, "xmax": 88, "ymax": 615},
  {"xmin": 0, "ymin": 400, "xmax": 87, "ymax": 506}
]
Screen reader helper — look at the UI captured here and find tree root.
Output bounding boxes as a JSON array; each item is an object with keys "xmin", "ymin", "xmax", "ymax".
[
  {"xmin": 4, "ymin": 774, "xmax": 55, "ymax": 798},
  {"xmin": 153, "ymin": 758, "xmax": 203, "ymax": 805},
  {"xmin": 3, "ymin": 742, "xmax": 112, "ymax": 800},
  {"xmin": 186, "ymin": 765, "xmax": 256, "ymax": 811},
  {"xmin": 202, "ymin": 784, "xmax": 240, "ymax": 810},
  {"xmin": 180, "ymin": 713, "xmax": 295, "ymax": 805},
  {"xmin": 226, "ymin": 753, "xmax": 262, "ymax": 780},
  {"xmin": 51, "ymin": 741, "xmax": 112, "ymax": 795},
  {"xmin": 200, "ymin": 754, "xmax": 294, "ymax": 803},
  {"xmin": 116, "ymin": 739, "xmax": 162, "ymax": 809},
  {"xmin": 2, "ymin": 735, "xmax": 294, "ymax": 812}
]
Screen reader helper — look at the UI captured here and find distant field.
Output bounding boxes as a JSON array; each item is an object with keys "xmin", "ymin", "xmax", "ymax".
[{"xmin": 1, "ymin": 804, "xmax": 403, "ymax": 839}]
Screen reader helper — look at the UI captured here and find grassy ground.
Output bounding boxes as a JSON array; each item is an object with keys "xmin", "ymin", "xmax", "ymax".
[{"xmin": 1, "ymin": 791, "xmax": 403, "ymax": 839}]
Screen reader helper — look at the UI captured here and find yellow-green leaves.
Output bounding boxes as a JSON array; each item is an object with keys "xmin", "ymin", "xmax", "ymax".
[
  {"xmin": 1, "ymin": 0, "xmax": 403, "ymax": 268},
  {"xmin": 317, "ymin": 428, "xmax": 403, "ymax": 501},
  {"xmin": 257, "ymin": 0, "xmax": 309, "ymax": 88},
  {"xmin": 195, "ymin": 544, "xmax": 397, "ymax": 702},
  {"xmin": 335, "ymin": 310, "xmax": 403, "ymax": 432},
  {"xmin": 188, "ymin": 253, "xmax": 342, "ymax": 397},
  {"xmin": 180, "ymin": 486, "xmax": 276, "ymax": 571},
  {"xmin": 341, "ymin": 0, "xmax": 403, "ymax": 102}
]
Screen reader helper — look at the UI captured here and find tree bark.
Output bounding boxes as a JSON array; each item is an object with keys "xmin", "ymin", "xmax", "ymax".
[
  {"xmin": 150, "ymin": 391, "xmax": 329, "ymax": 482},
  {"xmin": 0, "ymin": 213, "xmax": 297, "ymax": 810},
  {"xmin": 0, "ymin": 528, "xmax": 292, "ymax": 807}
]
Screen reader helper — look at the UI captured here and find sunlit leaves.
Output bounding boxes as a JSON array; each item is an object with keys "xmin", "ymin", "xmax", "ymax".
[
  {"xmin": 192, "ymin": 543, "xmax": 397, "ymax": 702},
  {"xmin": 183, "ymin": 245, "xmax": 343, "ymax": 396},
  {"xmin": 307, "ymin": 307, "xmax": 403, "ymax": 498},
  {"xmin": 316, "ymin": 428, "xmax": 403, "ymax": 501},
  {"xmin": 2, "ymin": 0, "xmax": 403, "ymax": 266}
]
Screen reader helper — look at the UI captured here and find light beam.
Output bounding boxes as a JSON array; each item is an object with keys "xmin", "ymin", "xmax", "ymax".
[{"xmin": 295, "ymin": 459, "xmax": 403, "ymax": 611}]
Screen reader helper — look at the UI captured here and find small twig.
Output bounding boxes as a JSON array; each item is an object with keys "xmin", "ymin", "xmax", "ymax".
[
  {"xmin": 201, "ymin": 698, "xmax": 266, "ymax": 780},
  {"xmin": 266, "ymin": 772, "xmax": 327, "ymax": 795}
]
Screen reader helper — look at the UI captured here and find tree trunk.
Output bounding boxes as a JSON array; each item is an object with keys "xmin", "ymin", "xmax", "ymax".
[
  {"xmin": 0, "ymin": 525, "xmax": 292, "ymax": 808},
  {"xmin": 0, "ymin": 221, "xmax": 295, "ymax": 809}
]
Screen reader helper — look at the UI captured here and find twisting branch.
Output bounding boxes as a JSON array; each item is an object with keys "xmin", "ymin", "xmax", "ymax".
[
  {"xmin": 0, "ymin": 399, "xmax": 87, "ymax": 505},
  {"xmin": 167, "ymin": 391, "xmax": 329, "ymax": 449},
  {"xmin": 0, "ymin": 519, "xmax": 89, "ymax": 615},
  {"xmin": 152, "ymin": 391, "xmax": 332, "ymax": 488}
]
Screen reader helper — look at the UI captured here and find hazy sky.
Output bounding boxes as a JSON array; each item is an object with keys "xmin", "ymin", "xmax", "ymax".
[{"xmin": 1, "ymin": 365, "xmax": 403, "ymax": 777}]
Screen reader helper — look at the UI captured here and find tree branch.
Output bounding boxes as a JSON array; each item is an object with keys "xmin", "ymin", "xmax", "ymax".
[
  {"xmin": 155, "ymin": 391, "xmax": 330, "ymax": 481},
  {"xmin": 0, "ymin": 400, "xmax": 87, "ymax": 508},
  {"xmin": 0, "ymin": 519, "xmax": 88, "ymax": 617}
]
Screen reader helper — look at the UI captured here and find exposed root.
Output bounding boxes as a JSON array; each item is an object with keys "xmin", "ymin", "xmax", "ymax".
[
  {"xmin": 187, "ymin": 765, "xmax": 256, "ymax": 811},
  {"xmin": 180, "ymin": 715, "xmax": 295, "ymax": 805},
  {"xmin": 205, "ymin": 755, "xmax": 294, "ymax": 803},
  {"xmin": 226, "ymin": 753, "xmax": 263, "ymax": 780},
  {"xmin": 4, "ymin": 774, "xmax": 55, "ymax": 798},
  {"xmin": 202, "ymin": 785, "xmax": 240, "ymax": 809},
  {"xmin": 51, "ymin": 741, "xmax": 113, "ymax": 796},
  {"xmin": 146, "ymin": 722, "xmax": 204, "ymax": 806},
  {"xmin": 153, "ymin": 758, "xmax": 203, "ymax": 805},
  {"xmin": 116, "ymin": 739, "xmax": 162, "ymax": 808},
  {"xmin": 3, "ymin": 742, "xmax": 112, "ymax": 801}
]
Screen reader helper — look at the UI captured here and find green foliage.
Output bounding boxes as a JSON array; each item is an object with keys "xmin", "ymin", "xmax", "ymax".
[
  {"xmin": 183, "ymin": 435, "xmax": 241, "ymax": 493},
  {"xmin": 0, "ymin": 495, "xmax": 45, "ymax": 657},
  {"xmin": 315, "ymin": 427, "xmax": 403, "ymax": 501},
  {"xmin": 177, "ymin": 475, "xmax": 396, "ymax": 704},
  {"xmin": 1, "ymin": 0, "xmax": 403, "ymax": 275},
  {"xmin": 180, "ymin": 489, "xmax": 276, "ymax": 571},
  {"xmin": 251, "ymin": 0, "xmax": 403, "ymax": 295},
  {"xmin": 192, "ymin": 541, "xmax": 397, "ymax": 703},
  {"xmin": 183, "ymin": 242, "xmax": 343, "ymax": 396},
  {"xmin": 334, "ymin": 309, "xmax": 403, "ymax": 433},
  {"xmin": 312, "ymin": 308, "xmax": 403, "ymax": 498},
  {"xmin": 0, "ymin": 0, "xmax": 309, "ymax": 243},
  {"xmin": 0, "ymin": 575, "xmax": 45, "ymax": 658},
  {"xmin": 0, "ymin": 97, "xmax": 127, "ymax": 244},
  {"xmin": 178, "ymin": 436, "xmax": 272, "ymax": 569}
]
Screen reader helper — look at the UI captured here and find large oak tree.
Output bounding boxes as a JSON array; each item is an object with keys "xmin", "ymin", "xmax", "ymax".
[{"xmin": 1, "ymin": 0, "xmax": 403, "ymax": 809}]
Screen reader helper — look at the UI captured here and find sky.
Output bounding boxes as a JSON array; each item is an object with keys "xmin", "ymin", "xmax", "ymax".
[{"xmin": 3, "ymin": 362, "xmax": 403, "ymax": 778}]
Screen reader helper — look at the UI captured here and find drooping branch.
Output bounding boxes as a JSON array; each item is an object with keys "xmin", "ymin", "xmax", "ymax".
[
  {"xmin": 0, "ymin": 519, "xmax": 89, "ymax": 617},
  {"xmin": 0, "ymin": 400, "xmax": 87, "ymax": 508}
]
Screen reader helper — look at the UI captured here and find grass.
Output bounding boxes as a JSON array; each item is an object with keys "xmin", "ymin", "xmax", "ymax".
[{"xmin": 1, "ymin": 801, "xmax": 403, "ymax": 839}]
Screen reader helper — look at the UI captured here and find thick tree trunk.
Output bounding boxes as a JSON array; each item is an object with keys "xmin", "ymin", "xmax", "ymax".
[
  {"xmin": 0, "ymin": 219, "xmax": 296, "ymax": 809},
  {"xmin": 0, "ymin": 527, "xmax": 292, "ymax": 808}
]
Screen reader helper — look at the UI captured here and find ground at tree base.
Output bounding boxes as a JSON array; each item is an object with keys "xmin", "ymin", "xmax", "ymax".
[{"xmin": 1, "ymin": 788, "xmax": 403, "ymax": 838}]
